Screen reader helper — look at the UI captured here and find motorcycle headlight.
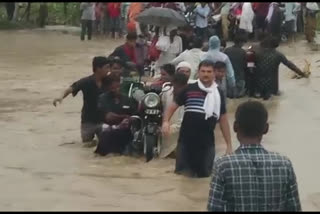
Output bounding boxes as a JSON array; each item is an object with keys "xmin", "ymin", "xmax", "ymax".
[{"xmin": 143, "ymin": 93, "xmax": 160, "ymax": 108}]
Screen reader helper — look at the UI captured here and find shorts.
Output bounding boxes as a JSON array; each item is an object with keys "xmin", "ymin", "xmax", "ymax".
[{"xmin": 81, "ymin": 123, "xmax": 102, "ymax": 143}]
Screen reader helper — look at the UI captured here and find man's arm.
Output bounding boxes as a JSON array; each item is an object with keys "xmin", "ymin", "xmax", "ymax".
[
  {"xmin": 225, "ymin": 57, "xmax": 236, "ymax": 88},
  {"xmin": 105, "ymin": 112, "xmax": 129, "ymax": 125},
  {"xmin": 207, "ymin": 161, "xmax": 226, "ymax": 211},
  {"xmin": 171, "ymin": 51, "xmax": 185, "ymax": 66},
  {"xmin": 219, "ymin": 113, "xmax": 232, "ymax": 154},
  {"xmin": 162, "ymin": 102, "xmax": 179, "ymax": 136},
  {"xmin": 281, "ymin": 54, "xmax": 306, "ymax": 77},
  {"xmin": 53, "ymin": 87, "xmax": 73, "ymax": 106},
  {"xmin": 285, "ymin": 161, "xmax": 302, "ymax": 211}
]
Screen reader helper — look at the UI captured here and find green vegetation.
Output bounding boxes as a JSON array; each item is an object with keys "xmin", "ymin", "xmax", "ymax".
[{"xmin": 0, "ymin": 3, "xmax": 81, "ymax": 29}]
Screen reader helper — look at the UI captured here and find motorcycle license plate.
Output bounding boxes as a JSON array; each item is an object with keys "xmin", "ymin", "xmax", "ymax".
[
  {"xmin": 247, "ymin": 62, "xmax": 255, "ymax": 68},
  {"xmin": 145, "ymin": 109, "xmax": 160, "ymax": 115}
]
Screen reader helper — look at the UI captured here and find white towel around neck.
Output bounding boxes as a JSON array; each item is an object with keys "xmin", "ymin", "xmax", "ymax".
[{"xmin": 197, "ymin": 79, "xmax": 221, "ymax": 120}]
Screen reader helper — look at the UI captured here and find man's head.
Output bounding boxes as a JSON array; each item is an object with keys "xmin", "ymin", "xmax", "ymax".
[
  {"xmin": 214, "ymin": 61, "xmax": 226, "ymax": 81},
  {"xmin": 110, "ymin": 57, "xmax": 124, "ymax": 76},
  {"xmin": 198, "ymin": 60, "xmax": 216, "ymax": 86},
  {"xmin": 234, "ymin": 101, "xmax": 269, "ymax": 143},
  {"xmin": 176, "ymin": 61, "xmax": 192, "ymax": 80},
  {"xmin": 189, "ymin": 37, "xmax": 203, "ymax": 49},
  {"xmin": 234, "ymin": 33, "xmax": 247, "ymax": 47},
  {"xmin": 172, "ymin": 72, "xmax": 188, "ymax": 98},
  {"xmin": 260, "ymin": 35, "xmax": 279, "ymax": 49},
  {"xmin": 201, "ymin": 2, "xmax": 207, "ymax": 7},
  {"xmin": 92, "ymin": 56, "xmax": 110, "ymax": 79},
  {"xmin": 102, "ymin": 73, "xmax": 121, "ymax": 96},
  {"xmin": 126, "ymin": 32, "xmax": 138, "ymax": 47},
  {"xmin": 160, "ymin": 63, "xmax": 176, "ymax": 82}
]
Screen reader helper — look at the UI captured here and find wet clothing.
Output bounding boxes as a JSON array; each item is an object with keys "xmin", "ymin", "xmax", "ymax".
[
  {"xmin": 81, "ymin": 122, "xmax": 102, "ymax": 142},
  {"xmin": 71, "ymin": 75, "xmax": 104, "ymax": 124},
  {"xmin": 255, "ymin": 48, "xmax": 299, "ymax": 97},
  {"xmin": 208, "ymin": 144, "xmax": 301, "ymax": 212},
  {"xmin": 224, "ymin": 45, "xmax": 247, "ymax": 97},
  {"xmin": 95, "ymin": 92, "xmax": 137, "ymax": 155},
  {"xmin": 174, "ymin": 82, "xmax": 226, "ymax": 177}
]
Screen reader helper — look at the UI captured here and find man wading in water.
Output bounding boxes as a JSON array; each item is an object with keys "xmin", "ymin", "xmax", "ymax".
[
  {"xmin": 53, "ymin": 56, "xmax": 110, "ymax": 147},
  {"xmin": 162, "ymin": 60, "xmax": 233, "ymax": 178}
]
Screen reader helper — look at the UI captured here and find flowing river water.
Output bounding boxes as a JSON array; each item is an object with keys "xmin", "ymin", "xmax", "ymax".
[{"xmin": 0, "ymin": 30, "xmax": 320, "ymax": 211}]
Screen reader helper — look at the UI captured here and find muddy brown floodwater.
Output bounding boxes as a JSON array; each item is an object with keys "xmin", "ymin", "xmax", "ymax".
[{"xmin": 0, "ymin": 30, "xmax": 320, "ymax": 211}]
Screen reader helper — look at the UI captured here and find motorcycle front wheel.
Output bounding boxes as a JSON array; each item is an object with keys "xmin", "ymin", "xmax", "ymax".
[{"xmin": 144, "ymin": 134, "xmax": 158, "ymax": 162}]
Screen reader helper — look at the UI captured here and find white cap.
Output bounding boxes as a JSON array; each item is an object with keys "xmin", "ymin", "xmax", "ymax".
[{"xmin": 176, "ymin": 61, "xmax": 192, "ymax": 71}]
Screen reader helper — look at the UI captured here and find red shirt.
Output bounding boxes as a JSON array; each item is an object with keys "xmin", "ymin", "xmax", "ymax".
[
  {"xmin": 108, "ymin": 3, "xmax": 121, "ymax": 18},
  {"xmin": 124, "ymin": 43, "xmax": 137, "ymax": 64},
  {"xmin": 253, "ymin": 2, "xmax": 270, "ymax": 17}
]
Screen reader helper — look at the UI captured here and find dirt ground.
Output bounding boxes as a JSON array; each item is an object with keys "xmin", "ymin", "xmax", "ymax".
[{"xmin": 0, "ymin": 30, "xmax": 320, "ymax": 211}]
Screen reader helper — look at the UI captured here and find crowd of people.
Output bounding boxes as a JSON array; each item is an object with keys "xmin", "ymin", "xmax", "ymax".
[
  {"xmin": 51, "ymin": 2, "xmax": 319, "ymax": 212},
  {"xmin": 79, "ymin": 2, "xmax": 319, "ymax": 44}
]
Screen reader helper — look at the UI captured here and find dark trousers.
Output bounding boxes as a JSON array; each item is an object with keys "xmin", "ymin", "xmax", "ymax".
[
  {"xmin": 245, "ymin": 69, "xmax": 257, "ymax": 97},
  {"xmin": 196, "ymin": 27, "xmax": 208, "ymax": 42},
  {"xmin": 81, "ymin": 20, "xmax": 93, "ymax": 41},
  {"xmin": 175, "ymin": 141, "xmax": 215, "ymax": 178}
]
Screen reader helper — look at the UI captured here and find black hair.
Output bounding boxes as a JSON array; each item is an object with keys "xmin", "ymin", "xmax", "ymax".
[
  {"xmin": 172, "ymin": 72, "xmax": 188, "ymax": 86},
  {"xmin": 234, "ymin": 33, "xmax": 247, "ymax": 45},
  {"xmin": 126, "ymin": 31, "xmax": 138, "ymax": 41},
  {"xmin": 214, "ymin": 61, "xmax": 226, "ymax": 70},
  {"xmin": 92, "ymin": 56, "xmax": 109, "ymax": 72},
  {"xmin": 109, "ymin": 57, "xmax": 124, "ymax": 68},
  {"xmin": 261, "ymin": 35, "xmax": 280, "ymax": 49},
  {"xmin": 102, "ymin": 73, "xmax": 121, "ymax": 90},
  {"xmin": 198, "ymin": 60, "xmax": 215, "ymax": 70},
  {"xmin": 160, "ymin": 63, "xmax": 176, "ymax": 76},
  {"xmin": 189, "ymin": 37, "xmax": 203, "ymax": 49},
  {"xmin": 235, "ymin": 101, "xmax": 268, "ymax": 137}
]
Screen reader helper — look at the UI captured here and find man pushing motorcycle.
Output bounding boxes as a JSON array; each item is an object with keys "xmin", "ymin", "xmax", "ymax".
[{"xmin": 162, "ymin": 60, "xmax": 233, "ymax": 178}]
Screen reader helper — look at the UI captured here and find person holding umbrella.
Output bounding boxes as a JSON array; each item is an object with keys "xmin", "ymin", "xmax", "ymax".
[{"xmin": 154, "ymin": 26, "xmax": 183, "ymax": 75}]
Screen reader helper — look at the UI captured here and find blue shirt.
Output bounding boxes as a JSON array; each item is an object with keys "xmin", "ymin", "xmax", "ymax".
[{"xmin": 194, "ymin": 4, "xmax": 210, "ymax": 28}]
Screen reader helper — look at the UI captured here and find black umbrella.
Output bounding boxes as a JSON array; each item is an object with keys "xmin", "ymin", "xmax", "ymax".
[{"xmin": 136, "ymin": 7, "xmax": 187, "ymax": 27}]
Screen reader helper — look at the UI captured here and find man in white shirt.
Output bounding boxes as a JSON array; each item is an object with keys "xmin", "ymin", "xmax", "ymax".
[
  {"xmin": 171, "ymin": 37, "xmax": 205, "ymax": 80},
  {"xmin": 194, "ymin": 3, "xmax": 211, "ymax": 42}
]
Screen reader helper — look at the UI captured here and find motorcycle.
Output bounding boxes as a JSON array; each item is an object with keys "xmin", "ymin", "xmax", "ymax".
[{"xmin": 127, "ymin": 81, "xmax": 172, "ymax": 162}]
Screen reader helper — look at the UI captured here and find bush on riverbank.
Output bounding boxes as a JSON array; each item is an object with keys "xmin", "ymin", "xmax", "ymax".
[{"xmin": 0, "ymin": 3, "xmax": 81, "ymax": 29}]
